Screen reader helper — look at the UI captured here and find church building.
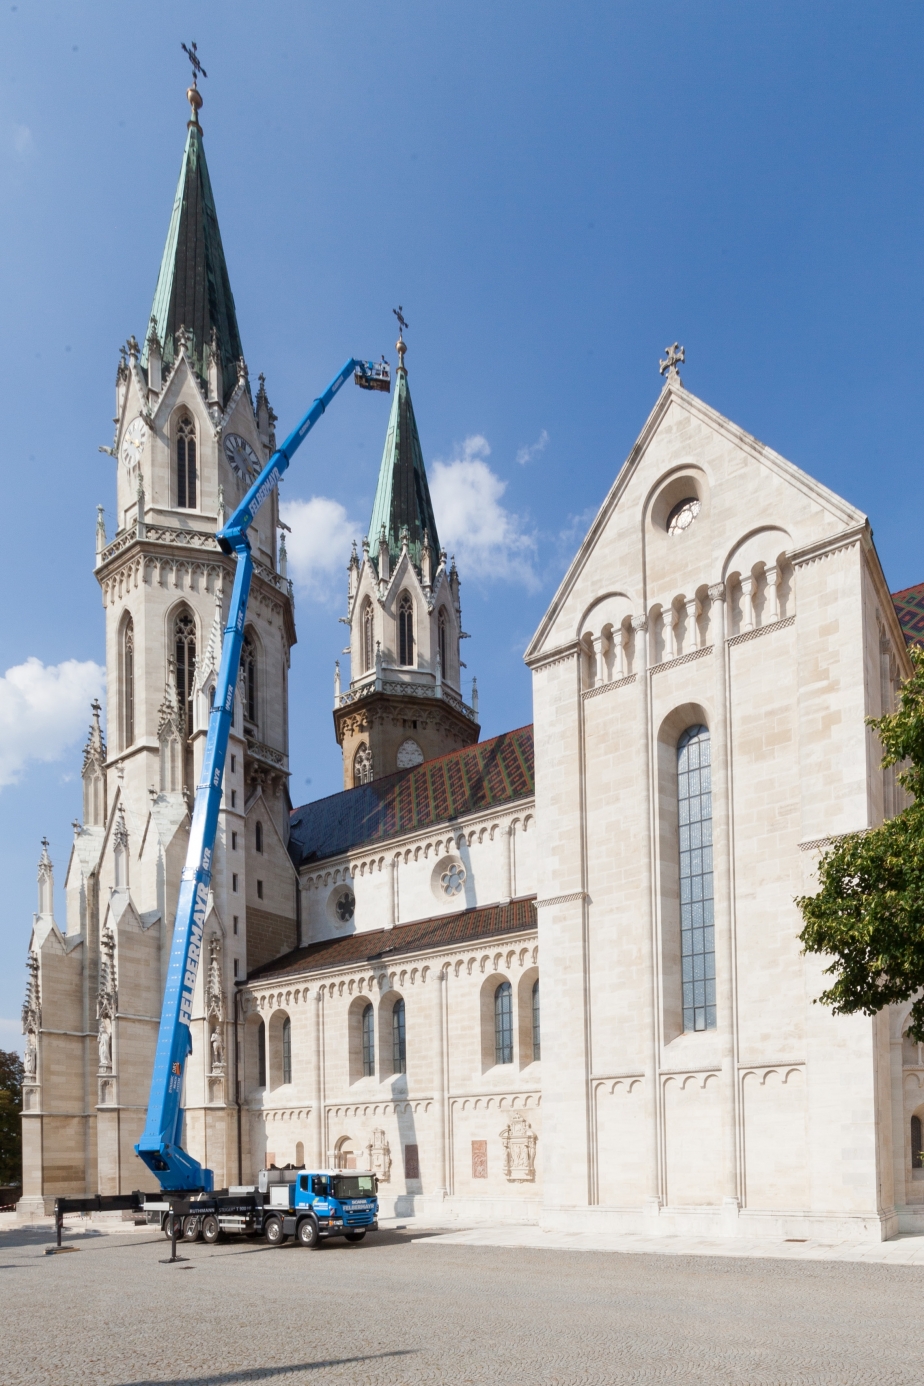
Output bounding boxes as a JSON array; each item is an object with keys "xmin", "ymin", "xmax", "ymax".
[{"xmin": 19, "ymin": 82, "xmax": 924, "ymax": 1242}]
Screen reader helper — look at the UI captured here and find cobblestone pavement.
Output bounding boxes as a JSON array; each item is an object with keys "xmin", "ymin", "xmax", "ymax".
[{"xmin": 2, "ymin": 1223, "xmax": 922, "ymax": 1385}]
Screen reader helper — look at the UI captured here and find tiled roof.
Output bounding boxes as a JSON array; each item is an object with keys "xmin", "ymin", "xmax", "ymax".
[
  {"xmin": 247, "ymin": 895, "xmax": 538, "ymax": 982},
  {"xmin": 288, "ymin": 725, "xmax": 534, "ymax": 867},
  {"xmin": 892, "ymin": 583, "xmax": 924, "ymax": 646}
]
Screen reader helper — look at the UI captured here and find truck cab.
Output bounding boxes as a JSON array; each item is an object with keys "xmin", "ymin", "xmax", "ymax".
[{"xmin": 264, "ymin": 1168, "xmax": 379, "ymax": 1248}]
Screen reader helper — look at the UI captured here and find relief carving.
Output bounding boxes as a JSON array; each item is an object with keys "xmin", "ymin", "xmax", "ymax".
[
  {"xmin": 365, "ymin": 1127, "xmax": 392, "ymax": 1183},
  {"xmin": 499, "ymin": 1111, "xmax": 537, "ymax": 1182}
]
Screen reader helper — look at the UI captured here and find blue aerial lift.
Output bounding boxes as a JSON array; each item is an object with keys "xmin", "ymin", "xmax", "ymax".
[
  {"xmin": 132, "ymin": 355, "xmax": 389, "ymax": 1193},
  {"xmin": 48, "ymin": 356, "xmax": 389, "ymax": 1255}
]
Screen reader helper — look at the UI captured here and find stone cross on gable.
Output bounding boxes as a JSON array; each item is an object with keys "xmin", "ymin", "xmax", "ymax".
[{"xmin": 659, "ymin": 342, "xmax": 685, "ymax": 384}]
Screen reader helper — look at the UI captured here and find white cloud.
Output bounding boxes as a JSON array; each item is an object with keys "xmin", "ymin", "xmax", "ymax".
[
  {"xmin": 430, "ymin": 436, "xmax": 539, "ymax": 590},
  {"xmin": 0, "ymin": 657, "xmax": 105, "ymax": 790},
  {"xmin": 280, "ymin": 496, "xmax": 361, "ymax": 602},
  {"xmin": 11, "ymin": 124, "xmax": 33, "ymax": 160},
  {"xmin": 516, "ymin": 429, "xmax": 549, "ymax": 466}
]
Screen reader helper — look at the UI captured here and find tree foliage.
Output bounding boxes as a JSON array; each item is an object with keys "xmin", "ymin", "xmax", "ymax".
[
  {"xmin": 0, "ymin": 1048, "xmax": 24, "ymax": 1189},
  {"xmin": 798, "ymin": 643, "xmax": 924, "ymax": 1040}
]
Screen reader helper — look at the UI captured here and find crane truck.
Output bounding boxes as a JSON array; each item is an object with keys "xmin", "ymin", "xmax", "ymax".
[{"xmin": 52, "ymin": 355, "xmax": 389, "ymax": 1255}]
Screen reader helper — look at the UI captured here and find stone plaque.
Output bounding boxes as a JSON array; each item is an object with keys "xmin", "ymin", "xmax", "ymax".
[{"xmin": 472, "ymin": 1140, "xmax": 488, "ymax": 1178}]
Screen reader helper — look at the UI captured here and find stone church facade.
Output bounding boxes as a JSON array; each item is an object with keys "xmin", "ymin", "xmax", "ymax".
[{"xmin": 19, "ymin": 86, "xmax": 924, "ymax": 1240}]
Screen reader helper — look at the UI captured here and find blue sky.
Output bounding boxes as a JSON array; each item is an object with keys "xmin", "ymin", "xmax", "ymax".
[{"xmin": 0, "ymin": 1, "xmax": 921, "ymax": 1047}]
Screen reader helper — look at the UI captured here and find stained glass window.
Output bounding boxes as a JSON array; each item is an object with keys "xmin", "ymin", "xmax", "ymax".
[{"xmin": 495, "ymin": 981, "xmax": 513, "ymax": 1064}]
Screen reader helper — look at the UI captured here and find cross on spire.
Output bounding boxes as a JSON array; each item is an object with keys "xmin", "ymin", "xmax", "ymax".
[
  {"xmin": 659, "ymin": 342, "xmax": 685, "ymax": 383},
  {"xmin": 181, "ymin": 41, "xmax": 207, "ymax": 84},
  {"xmin": 393, "ymin": 306, "xmax": 408, "ymax": 371}
]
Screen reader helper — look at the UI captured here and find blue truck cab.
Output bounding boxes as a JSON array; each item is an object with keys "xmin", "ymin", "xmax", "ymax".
[{"xmin": 264, "ymin": 1168, "xmax": 379, "ymax": 1248}]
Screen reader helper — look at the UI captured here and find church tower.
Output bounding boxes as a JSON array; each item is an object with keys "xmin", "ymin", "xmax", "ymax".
[
  {"xmin": 19, "ymin": 74, "xmax": 299, "ymax": 1207},
  {"xmin": 333, "ymin": 327, "xmax": 479, "ymax": 787}
]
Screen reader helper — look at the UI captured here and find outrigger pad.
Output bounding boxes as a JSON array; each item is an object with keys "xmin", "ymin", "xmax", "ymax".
[{"xmin": 354, "ymin": 360, "xmax": 391, "ymax": 392}]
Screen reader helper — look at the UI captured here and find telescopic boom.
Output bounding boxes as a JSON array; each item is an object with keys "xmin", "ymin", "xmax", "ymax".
[{"xmin": 135, "ymin": 356, "xmax": 389, "ymax": 1191}]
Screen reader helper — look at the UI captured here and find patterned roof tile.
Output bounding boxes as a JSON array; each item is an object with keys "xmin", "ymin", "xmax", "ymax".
[
  {"xmin": 288, "ymin": 725, "xmax": 534, "ymax": 867},
  {"xmin": 893, "ymin": 583, "xmax": 924, "ymax": 646}
]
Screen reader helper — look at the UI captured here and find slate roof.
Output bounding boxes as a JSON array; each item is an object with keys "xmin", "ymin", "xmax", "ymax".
[
  {"xmin": 892, "ymin": 583, "xmax": 924, "ymax": 646},
  {"xmin": 288, "ymin": 725, "xmax": 534, "ymax": 868},
  {"xmin": 248, "ymin": 895, "xmax": 538, "ymax": 982},
  {"xmin": 141, "ymin": 116, "xmax": 244, "ymax": 406},
  {"xmin": 367, "ymin": 364, "xmax": 440, "ymax": 571}
]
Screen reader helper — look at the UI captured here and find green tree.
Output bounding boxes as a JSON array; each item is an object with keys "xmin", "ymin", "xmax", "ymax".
[
  {"xmin": 0, "ymin": 1048, "xmax": 24, "ymax": 1188},
  {"xmin": 798, "ymin": 643, "xmax": 924, "ymax": 1042}
]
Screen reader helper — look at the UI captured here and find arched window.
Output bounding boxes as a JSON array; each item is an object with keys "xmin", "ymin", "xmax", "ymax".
[
  {"xmin": 362, "ymin": 1004, "xmax": 375, "ymax": 1076},
  {"xmin": 678, "ymin": 724, "xmax": 715, "ymax": 1033},
  {"xmin": 174, "ymin": 611, "xmax": 196, "ymax": 734},
  {"xmin": 438, "ymin": 608, "xmax": 448, "ymax": 675},
  {"xmin": 353, "ymin": 742, "xmax": 373, "ymax": 787},
  {"xmin": 257, "ymin": 1019, "xmax": 266, "ymax": 1088},
  {"xmin": 295, "ymin": 1141, "xmax": 305, "ymax": 1167},
  {"xmin": 398, "ymin": 593, "xmax": 414, "ymax": 667},
  {"xmin": 913, "ymin": 1114, "xmax": 924, "ymax": 1171},
  {"xmin": 242, "ymin": 634, "xmax": 257, "ymax": 727},
  {"xmin": 532, "ymin": 979, "xmax": 541, "ymax": 1061},
  {"xmin": 176, "ymin": 414, "xmax": 197, "ymax": 509},
  {"xmin": 282, "ymin": 1016, "xmax": 292, "ymax": 1084},
  {"xmin": 255, "ymin": 821, "xmax": 263, "ymax": 853},
  {"xmin": 123, "ymin": 616, "xmax": 135, "ymax": 749},
  {"xmin": 362, "ymin": 600, "xmax": 375, "ymax": 674},
  {"xmin": 392, "ymin": 998, "xmax": 406, "ymax": 1074},
  {"xmin": 495, "ymin": 981, "xmax": 513, "ymax": 1064}
]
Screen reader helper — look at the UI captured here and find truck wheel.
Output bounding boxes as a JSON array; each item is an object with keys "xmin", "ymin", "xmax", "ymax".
[
  {"xmin": 296, "ymin": 1218, "xmax": 320, "ymax": 1248},
  {"xmin": 345, "ymin": 1230, "xmax": 366, "ymax": 1243},
  {"xmin": 201, "ymin": 1215, "xmax": 221, "ymax": 1244},
  {"xmin": 182, "ymin": 1215, "xmax": 202, "ymax": 1242},
  {"xmin": 264, "ymin": 1216, "xmax": 287, "ymax": 1246}
]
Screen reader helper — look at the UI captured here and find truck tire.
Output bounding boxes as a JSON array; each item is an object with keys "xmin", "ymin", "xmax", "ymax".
[
  {"xmin": 264, "ymin": 1216, "xmax": 287, "ymax": 1246},
  {"xmin": 345, "ymin": 1230, "xmax": 367, "ymax": 1243},
  {"xmin": 182, "ymin": 1215, "xmax": 202, "ymax": 1242},
  {"xmin": 201, "ymin": 1214, "xmax": 221, "ymax": 1244},
  {"xmin": 296, "ymin": 1217, "xmax": 321, "ymax": 1248}
]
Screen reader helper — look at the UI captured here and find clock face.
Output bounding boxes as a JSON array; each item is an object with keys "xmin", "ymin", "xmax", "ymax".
[
  {"xmin": 120, "ymin": 416, "xmax": 146, "ymax": 471},
  {"xmin": 223, "ymin": 432, "xmax": 260, "ymax": 481}
]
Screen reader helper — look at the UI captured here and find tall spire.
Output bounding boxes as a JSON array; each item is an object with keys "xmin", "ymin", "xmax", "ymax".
[
  {"xmin": 140, "ymin": 76, "xmax": 244, "ymax": 406},
  {"xmin": 367, "ymin": 324, "xmax": 440, "ymax": 575}
]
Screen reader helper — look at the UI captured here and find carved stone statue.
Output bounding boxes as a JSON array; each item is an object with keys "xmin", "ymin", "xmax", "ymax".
[
  {"xmin": 23, "ymin": 1035, "xmax": 37, "ymax": 1080},
  {"xmin": 210, "ymin": 1025, "xmax": 224, "ymax": 1073},
  {"xmin": 499, "ymin": 1111, "xmax": 537, "ymax": 1182},
  {"xmin": 365, "ymin": 1128, "xmax": 392, "ymax": 1183},
  {"xmin": 97, "ymin": 1021, "xmax": 112, "ymax": 1072}
]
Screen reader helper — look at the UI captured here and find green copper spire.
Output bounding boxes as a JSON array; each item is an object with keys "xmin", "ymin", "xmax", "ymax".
[
  {"xmin": 141, "ymin": 85, "xmax": 244, "ymax": 405},
  {"xmin": 367, "ymin": 334, "xmax": 440, "ymax": 573}
]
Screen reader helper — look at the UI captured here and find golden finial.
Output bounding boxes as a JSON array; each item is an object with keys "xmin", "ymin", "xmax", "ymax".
[
  {"xmin": 393, "ymin": 306, "xmax": 408, "ymax": 372},
  {"xmin": 181, "ymin": 41, "xmax": 207, "ymax": 127}
]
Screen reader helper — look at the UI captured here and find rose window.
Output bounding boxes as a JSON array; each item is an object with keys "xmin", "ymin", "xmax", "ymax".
[
  {"xmin": 440, "ymin": 863, "xmax": 466, "ymax": 897},
  {"xmin": 666, "ymin": 497, "xmax": 701, "ymax": 535},
  {"xmin": 335, "ymin": 889, "xmax": 355, "ymax": 923}
]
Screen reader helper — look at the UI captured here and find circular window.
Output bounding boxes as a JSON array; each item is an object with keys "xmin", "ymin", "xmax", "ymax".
[
  {"xmin": 440, "ymin": 862, "xmax": 466, "ymax": 897},
  {"xmin": 335, "ymin": 889, "xmax": 355, "ymax": 924},
  {"xmin": 396, "ymin": 738, "xmax": 424, "ymax": 769},
  {"xmin": 666, "ymin": 497, "xmax": 701, "ymax": 535}
]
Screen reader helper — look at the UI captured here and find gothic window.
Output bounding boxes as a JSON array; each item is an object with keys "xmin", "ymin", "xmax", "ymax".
[
  {"xmin": 174, "ymin": 611, "xmax": 196, "ymax": 734},
  {"xmin": 678, "ymin": 724, "xmax": 716, "ymax": 1032},
  {"xmin": 396, "ymin": 738, "xmax": 424, "ymax": 770},
  {"xmin": 495, "ymin": 981, "xmax": 513, "ymax": 1065},
  {"xmin": 362, "ymin": 1004, "xmax": 375, "ymax": 1076},
  {"xmin": 353, "ymin": 742, "xmax": 373, "ymax": 787},
  {"xmin": 392, "ymin": 998, "xmax": 406, "ymax": 1075},
  {"xmin": 362, "ymin": 600, "xmax": 375, "ymax": 674},
  {"xmin": 438, "ymin": 608, "xmax": 448, "ymax": 675},
  {"xmin": 913, "ymin": 1115, "xmax": 924, "ymax": 1171},
  {"xmin": 255, "ymin": 821, "xmax": 263, "ymax": 853},
  {"xmin": 398, "ymin": 592, "xmax": 414, "ymax": 667},
  {"xmin": 532, "ymin": 978, "xmax": 541, "ymax": 1061},
  {"xmin": 282, "ymin": 1016, "xmax": 292, "ymax": 1084},
  {"xmin": 257, "ymin": 1019, "xmax": 266, "ymax": 1088},
  {"xmin": 123, "ymin": 617, "xmax": 135, "ymax": 749},
  {"xmin": 176, "ymin": 414, "xmax": 197, "ymax": 509},
  {"xmin": 242, "ymin": 634, "xmax": 257, "ymax": 728}
]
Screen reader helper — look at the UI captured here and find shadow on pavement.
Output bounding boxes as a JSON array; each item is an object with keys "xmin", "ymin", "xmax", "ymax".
[
  {"xmin": 0, "ymin": 1225, "xmax": 106, "ymax": 1249},
  {"xmin": 117, "ymin": 1351, "xmax": 416, "ymax": 1385}
]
